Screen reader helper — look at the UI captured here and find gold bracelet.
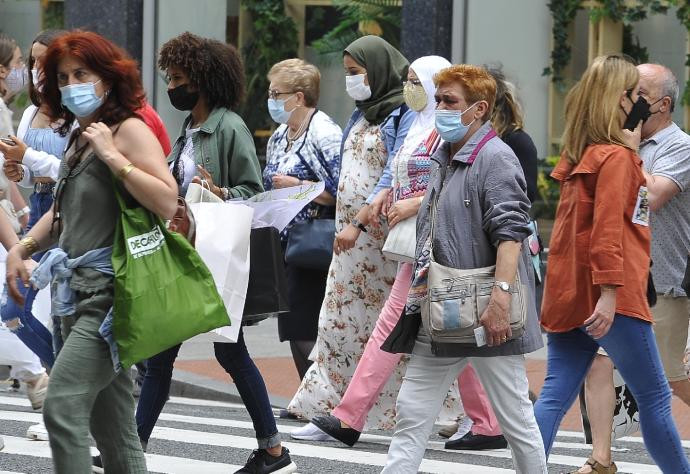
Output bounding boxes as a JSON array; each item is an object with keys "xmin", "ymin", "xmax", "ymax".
[
  {"xmin": 117, "ymin": 163, "xmax": 136, "ymax": 181},
  {"xmin": 18, "ymin": 236, "xmax": 39, "ymax": 255}
]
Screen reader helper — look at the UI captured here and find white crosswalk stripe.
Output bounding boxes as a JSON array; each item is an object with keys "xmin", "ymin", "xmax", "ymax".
[{"xmin": 0, "ymin": 393, "xmax": 675, "ymax": 473}]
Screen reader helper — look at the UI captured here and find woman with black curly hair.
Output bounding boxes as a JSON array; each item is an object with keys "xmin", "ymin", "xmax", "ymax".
[{"xmin": 130, "ymin": 32, "xmax": 296, "ymax": 474}]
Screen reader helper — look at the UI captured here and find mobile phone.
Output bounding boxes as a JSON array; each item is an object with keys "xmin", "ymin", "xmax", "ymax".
[
  {"xmin": 0, "ymin": 137, "xmax": 15, "ymax": 146},
  {"xmin": 474, "ymin": 326, "xmax": 487, "ymax": 347}
]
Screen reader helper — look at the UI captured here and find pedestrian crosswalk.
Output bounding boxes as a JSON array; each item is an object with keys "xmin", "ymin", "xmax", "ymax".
[{"xmin": 0, "ymin": 392, "xmax": 680, "ymax": 473}]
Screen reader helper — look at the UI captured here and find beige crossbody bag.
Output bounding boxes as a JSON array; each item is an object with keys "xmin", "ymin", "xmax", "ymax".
[{"xmin": 421, "ymin": 130, "xmax": 527, "ymax": 345}]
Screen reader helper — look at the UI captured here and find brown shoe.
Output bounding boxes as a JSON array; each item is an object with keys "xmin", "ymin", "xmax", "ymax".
[{"xmin": 567, "ymin": 457, "xmax": 617, "ymax": 474}]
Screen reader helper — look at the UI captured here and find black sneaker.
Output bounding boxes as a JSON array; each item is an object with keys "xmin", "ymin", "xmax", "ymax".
[
  {"xmin": 278, "ymin": 409, "xmax": 299, "ymax": 420},
  {"xmin": 91, "ymin": 455, "xmax": 104, "ymax": 474},
  {"xmin": 311, "ymin": 415, "xmax": 361, "ymax": 447},
  {"xmin": 444, "ymin": 432, "xmax": 508, "ymax": 450},
  {"xmin": 234, "ymin": 447, "xmax": 297, "ymax": 474}
]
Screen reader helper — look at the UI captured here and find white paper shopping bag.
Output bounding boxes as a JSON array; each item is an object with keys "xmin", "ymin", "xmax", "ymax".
[
  {"xmin": 188, "ymin": 201, "xmax": 253, "ymax": 342},
  {"xmin": 185, "ymin": 182, "xmax": 224, "ymax": 203}
]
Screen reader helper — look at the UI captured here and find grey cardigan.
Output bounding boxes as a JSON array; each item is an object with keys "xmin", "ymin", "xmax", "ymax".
[{"xmin": 413, "ymin": 122, "xmax": 543, "ymax": 358}]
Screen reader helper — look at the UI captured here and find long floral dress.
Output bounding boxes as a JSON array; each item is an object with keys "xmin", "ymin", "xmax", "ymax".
[{"xmin": 286, "ymin": 116, "xmax": 403, "ymax": 430}]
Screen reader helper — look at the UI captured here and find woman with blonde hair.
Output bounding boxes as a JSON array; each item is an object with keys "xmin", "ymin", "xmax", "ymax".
[
  {"xmin": 534, "ymin": 54, "xmax": 690, "ymax": 473},
  {"xmin": 263, "ymin": 58, "xmax": 342, "ymax": 379}
]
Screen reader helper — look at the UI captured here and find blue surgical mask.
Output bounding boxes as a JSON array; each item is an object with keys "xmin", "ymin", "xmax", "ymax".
[
  {"xmin": 267, "ymin": 96, "xmax": 295, "ymax": 124},
  {"xmin": 434, "ymin": 102, "xmax": 479, "ymax": 143},
  {"xmin": 60, "ymin": 80, "xmax": 105, "ymax": 117}
]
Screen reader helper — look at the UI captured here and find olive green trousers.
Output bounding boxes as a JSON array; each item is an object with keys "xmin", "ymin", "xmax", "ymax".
[{"xmin": 43, "ymin": 290, "xmax": 146, "ymax": 473}]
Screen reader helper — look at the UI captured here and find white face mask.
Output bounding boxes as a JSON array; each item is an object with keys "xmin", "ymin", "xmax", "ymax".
[
  {"xmin": 345, "ymin": 73, "xmax": 371, "ymax": 101},
  {"xmin": 31, "ymin": 69, "xmax": 39, "ymax": 88}
]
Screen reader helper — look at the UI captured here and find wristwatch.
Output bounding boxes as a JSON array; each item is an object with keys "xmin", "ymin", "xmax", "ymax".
[
  {"xmin": 494, "ymin": 281, "xmax": 512, "ymax": 293},
  {"xmin": 350, "ymin": 217, "xmax": 368, "ymax": 233}
]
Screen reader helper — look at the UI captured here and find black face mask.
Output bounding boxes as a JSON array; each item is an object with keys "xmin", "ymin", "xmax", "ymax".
[
  {"xmin": 168, "ymin": 83, "xmax": 199, "ymax": 111},
  {"xmin": 622, "ymin": 92, "xmax": 651, "ymax": 131}
]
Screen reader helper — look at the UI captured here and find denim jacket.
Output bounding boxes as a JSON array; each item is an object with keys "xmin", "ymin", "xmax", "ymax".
[
  {"xmin": 30, "ymin": 246, "xmax": 123, "ymax": 372},
  {"xmin": 341, "ymin": 105, "xmax": 415, "ymax": 203},
  {"xmin": 168, "ymin": 107, "xmax": 264, "ymax": 199}
]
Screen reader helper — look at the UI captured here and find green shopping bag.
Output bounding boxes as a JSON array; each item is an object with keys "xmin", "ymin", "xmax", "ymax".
[{"xmin": 111, "ymin": 184, "xmax": 228, "ymax": 369}]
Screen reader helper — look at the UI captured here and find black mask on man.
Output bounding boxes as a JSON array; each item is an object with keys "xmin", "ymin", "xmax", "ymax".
[
  {"xmin": 168, "ymin": 83, "xmax": 199, "ymax": 111},
  {"xmin": 622, "ymin": 92, "xmax": 652, "ymax": 131}
]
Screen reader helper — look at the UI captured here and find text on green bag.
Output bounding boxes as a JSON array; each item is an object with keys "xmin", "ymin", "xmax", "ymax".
[{"xmin": 127, "ymin": 225, "xmax": 166, "ymax": 259}]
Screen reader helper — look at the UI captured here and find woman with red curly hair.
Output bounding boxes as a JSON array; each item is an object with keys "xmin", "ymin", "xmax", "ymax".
[{"xmin": 4, "ymin": 31, "xmax": 177, "ymax": 473}]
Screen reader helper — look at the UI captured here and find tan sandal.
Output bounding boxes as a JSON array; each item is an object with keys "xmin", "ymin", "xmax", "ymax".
[{"xmin": 567, "ymin": 457, "xmax": 618, "ymax": 474}]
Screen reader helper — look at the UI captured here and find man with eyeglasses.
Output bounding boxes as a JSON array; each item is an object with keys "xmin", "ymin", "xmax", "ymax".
[{"xmin": 580, "ymin": 63, "xmax": 690, "ymax": 474}]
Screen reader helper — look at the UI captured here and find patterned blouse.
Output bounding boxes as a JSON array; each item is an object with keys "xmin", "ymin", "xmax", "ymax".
[
  {"xmin": 263, "ymin": 110, "xmax": 343, "ymax": 239},
  {"xmin": 392, "ymin": 129, "xmax": 440, "ymax": 202}
]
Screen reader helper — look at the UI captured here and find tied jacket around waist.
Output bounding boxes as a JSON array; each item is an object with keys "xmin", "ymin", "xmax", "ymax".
[{"xmin": 412, "ymin": 122, "xmax": 544, "ymax": 358}]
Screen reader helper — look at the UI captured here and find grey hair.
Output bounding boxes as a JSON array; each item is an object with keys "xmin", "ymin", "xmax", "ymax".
[{"xmin": 657, "ymin": 64, "xmax": 679, "ymax": 113}]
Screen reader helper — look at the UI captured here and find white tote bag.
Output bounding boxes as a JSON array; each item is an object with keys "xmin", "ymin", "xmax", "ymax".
[
  {"xmin": 580, "ymin": 367, "xmax": 640, "ymax": 443},
  {"xmin": 188, "ymin": 201, "xmax": 253, "ymax": 343},
  {"xmin": 382, "ymin": 216, "xmax": 417, "ymax": 263}
]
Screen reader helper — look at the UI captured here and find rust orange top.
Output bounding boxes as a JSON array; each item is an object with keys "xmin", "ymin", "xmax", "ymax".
[{"xmin": 541, "ymin": 144, "xmax": 652, "ymax": 332}]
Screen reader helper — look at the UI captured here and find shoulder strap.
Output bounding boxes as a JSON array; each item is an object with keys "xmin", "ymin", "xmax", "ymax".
[
  {"xmin": 430, "ymin": 128, "xmax": 498, "ymax": 246},
  {"xmin": 466, "ymin": 129, "xmax": 497, "ymax": 165},
  {"xmin": 392, "ymin": 103, "xmax": 409, "ymax": 134}
]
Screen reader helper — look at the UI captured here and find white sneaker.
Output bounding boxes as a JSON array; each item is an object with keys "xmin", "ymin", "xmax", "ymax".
[
  {"xmin": 26, "ymin": 423, "xmax": 49, "ymax": 441},
  {"xmin": 448, "ymin": 416, "xmax": 474, "ymax": 442},
  {"xmin": 290, "ymin": 422, "xmax": 336, "ymax": 441}
]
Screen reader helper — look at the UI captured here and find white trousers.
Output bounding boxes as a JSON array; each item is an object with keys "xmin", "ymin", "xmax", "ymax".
[{"xmin": 382, "ymin": 352, "xmax": 547, "ymax": 474}]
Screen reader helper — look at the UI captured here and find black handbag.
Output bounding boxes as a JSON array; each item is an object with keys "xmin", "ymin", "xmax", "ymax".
[
  {"xmin": 285, "ymin": 215, "xmax": 335, "ymax": 271},
  {"xmin": 283, "ymin": 146, "xmax": 335, "ymax": 271},
  {"xmin": 243, "ymin": 227, "xmax": 290, "ymax": 324}
]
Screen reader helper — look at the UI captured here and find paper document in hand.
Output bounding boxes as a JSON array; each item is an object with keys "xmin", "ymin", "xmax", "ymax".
[{"xmin": 228, "ymin": 182, "xmax": 325, "ymax": 231}]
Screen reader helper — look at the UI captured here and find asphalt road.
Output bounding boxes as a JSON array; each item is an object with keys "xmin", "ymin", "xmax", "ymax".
[{"xmin": 0, "ymin": 386, "xmax": 674, "ymax": 474}]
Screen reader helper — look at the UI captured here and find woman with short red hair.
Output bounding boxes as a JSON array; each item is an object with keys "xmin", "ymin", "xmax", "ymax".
[
  {"xmin": 381, "ymin": 64, "xmax": 546, "ymax": 473},
  {"xmin": 4, "ymin": 31, "xmax": 177, "ymax": 473}
]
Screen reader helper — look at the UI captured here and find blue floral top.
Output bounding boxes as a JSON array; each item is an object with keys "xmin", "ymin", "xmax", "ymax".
[{"xmin": 263, "ymin": 110, "xmax": 343, "ymax": 240}]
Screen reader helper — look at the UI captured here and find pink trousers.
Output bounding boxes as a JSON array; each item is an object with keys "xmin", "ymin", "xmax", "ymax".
[{"xmin": 332, "ymin": 263, "xmax": 501, "ymax": 435}]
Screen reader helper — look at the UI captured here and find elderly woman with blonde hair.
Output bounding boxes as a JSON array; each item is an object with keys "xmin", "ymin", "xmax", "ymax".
[{"xmin": 263, "ymin": 58, "xmax": 342, "ymax": 379}]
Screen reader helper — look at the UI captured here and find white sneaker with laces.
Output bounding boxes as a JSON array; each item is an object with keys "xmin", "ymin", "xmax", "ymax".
[
  {"xmin": 290, "ymin": 422, "xmax": 336, "ymax": 441},
  {"xmin": 26, "ymin": 423, "xmax": 49, "ymax": 441},
  {"xmin": 448, "ymin": 416, "xmax": 474, "ymax": 442}
]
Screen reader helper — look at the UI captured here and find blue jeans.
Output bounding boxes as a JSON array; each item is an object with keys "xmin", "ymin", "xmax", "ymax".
[
  {"xmin": 534, "ymin": 314, "xmax": 690, "ymax": 473},
  {"xmin": 27, "ymin": 190, "xmax": 54, "ymax": 261},
  {"xmin": 135, "ymin": 328, "xmax": 280, "ymax": 449},
  {"xmin": 0, "ymin": 281, "xmax": 54, "ymax": 367}
]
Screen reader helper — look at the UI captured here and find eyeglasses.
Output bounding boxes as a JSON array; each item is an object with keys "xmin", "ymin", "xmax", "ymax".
[
  {"xmin": 403, "ymin": 79, "xmax": 422, "ymax": 87},
  {"xmin": 268, "ymin": 89, "xmax": 295, "ymax": 100}
]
